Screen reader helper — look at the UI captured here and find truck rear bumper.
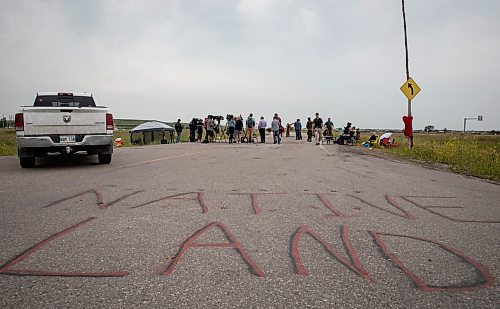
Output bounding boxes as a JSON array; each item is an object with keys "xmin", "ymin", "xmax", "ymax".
[
  {"xmin": 17, "ymin": 134, "xmax": 113, "ymax": 148},
  {"xmin": 17, "ymin": 135, "xmax": 113, "ymax": 157}
]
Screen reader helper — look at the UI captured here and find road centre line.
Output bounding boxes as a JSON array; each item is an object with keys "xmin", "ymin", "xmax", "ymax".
[
  {"xmin": 2, "ymin": 149, "xmax": 215, "ymax": 189},
  {"xmin": 319, "ymin": 144, "xmax": 332, "ymax": 155},
  {"xmin": 118, "ymin": 150, "xmax": 211, "ymax": 168}
]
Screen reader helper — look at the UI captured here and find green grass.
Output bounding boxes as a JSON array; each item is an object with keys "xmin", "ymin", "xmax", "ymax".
[
  {"xmin": 0, "ymin": 129, "xmax": 17, "ymax": 156},
  {"xmin": 361, "ymin": 132, "xmax": 500, "ymax": 182},
  {"xmin": 114, "ymin": 119, "xmax": 156, "ymax": 130}
]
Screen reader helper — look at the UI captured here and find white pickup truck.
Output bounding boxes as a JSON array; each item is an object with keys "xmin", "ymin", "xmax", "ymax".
[{"xmin": 15, "ymin": 92, "xmax": 114, "ymax": 168}]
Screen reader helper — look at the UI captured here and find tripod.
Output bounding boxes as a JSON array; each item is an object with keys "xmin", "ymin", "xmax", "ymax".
[
  {"xmin": 215, "ymin": 124, "xmax": 228, "ymax": 143},
  {"xmin": 241, "ymin": 128, "xmax": 258, "ymax": 143}
]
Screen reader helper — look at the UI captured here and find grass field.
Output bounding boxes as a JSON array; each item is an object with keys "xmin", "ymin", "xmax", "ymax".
[
  {"xmin": 1, "ymin": 128, "xmax": 499, "ymax": 181},
  {"xmin": 0, "ymin": 129, "xmax": 16, "ymax": 156},
  {"xmin": 362, "ymin": 132, "xmax": 500, "ymax": 182}
]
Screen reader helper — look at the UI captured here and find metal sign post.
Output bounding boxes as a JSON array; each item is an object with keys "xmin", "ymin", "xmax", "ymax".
[{"xmin": 463, "ymin": 116, "xmax": 483, "ymax": 133}]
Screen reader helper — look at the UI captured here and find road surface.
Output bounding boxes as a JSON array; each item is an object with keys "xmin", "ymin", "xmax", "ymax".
[{"xmin": 0, "ymin": 137, "xmax": 499, "ymax": 308}]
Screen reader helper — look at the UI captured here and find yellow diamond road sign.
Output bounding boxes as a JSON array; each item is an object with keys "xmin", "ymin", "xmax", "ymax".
[{"xmin": 400, "ymin": 77, "xmax": 421, "ymax": 101}]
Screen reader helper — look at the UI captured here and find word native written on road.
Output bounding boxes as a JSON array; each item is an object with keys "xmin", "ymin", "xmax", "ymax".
[
  {"xmin": 0, "ymin": 189, "xmax": 497, "ymax": 293},
  {"xmin": 400, "ymin": 77, "xmax": 421, "ymax": 101}
]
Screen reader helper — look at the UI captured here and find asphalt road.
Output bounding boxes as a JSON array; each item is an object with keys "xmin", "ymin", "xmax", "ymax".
[{"xmin": 0, "ymin": 137, "xmax": 499, "ymax": 308}]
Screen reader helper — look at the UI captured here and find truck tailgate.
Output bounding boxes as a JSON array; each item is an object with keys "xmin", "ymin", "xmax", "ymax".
[{"xmin": 22, "ymin": 107, "xmax": 107, "ymax": 135}]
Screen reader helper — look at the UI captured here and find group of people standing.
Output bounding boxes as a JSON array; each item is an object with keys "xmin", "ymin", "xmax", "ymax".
[
  {"xmin": 302, "ymin": 113, "xmax": 334, "ymax": 145},
  {"xmin": 227, "ymin": 113, "xmax": 284, "ymax": 145},
  {"xmin": 186, "ymin": 116, "xmax": 228, "ymax": 143},
  {"xmin": 226, "ymin": 115, "xmax": 245, "ymax": 144},
  {"xmin": 177, "ymin": 112, "xmax": 343, "ymax": 146}
]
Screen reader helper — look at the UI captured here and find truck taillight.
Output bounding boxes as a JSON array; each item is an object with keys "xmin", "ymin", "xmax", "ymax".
[
  {"xmin": 106, "ymin": 113, "xmax": 114, "ymax": 130},
  {"xmin": 15, "ymin": 113, "xmax": 24, "ymax": 131}
]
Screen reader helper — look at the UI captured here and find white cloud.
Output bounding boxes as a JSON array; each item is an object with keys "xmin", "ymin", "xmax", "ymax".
[{"xmin": 0, "ymin": 0, "xmax": 499, "ymax": 130}]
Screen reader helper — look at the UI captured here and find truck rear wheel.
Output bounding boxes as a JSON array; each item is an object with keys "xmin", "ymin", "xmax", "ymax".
[
  {"xmin": 98, "ymin": 153, "xmax": 112, "ymax": 164},
  {"xmin": 19, "ymin": 157, "xmax": 35, "ymax": 168}
]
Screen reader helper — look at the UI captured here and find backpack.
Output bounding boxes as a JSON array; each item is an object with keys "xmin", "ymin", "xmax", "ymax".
[{"xmin": 246, "ymin": 118, "xmax": 255, "ymax": 127}]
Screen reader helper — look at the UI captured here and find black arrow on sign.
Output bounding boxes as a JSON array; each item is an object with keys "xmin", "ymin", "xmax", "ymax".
[{"xmin": 407, "ymin": 83, "xmax": 414, "ymax": 95}]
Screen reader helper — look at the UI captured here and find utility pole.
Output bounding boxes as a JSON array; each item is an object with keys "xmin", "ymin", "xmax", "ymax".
[{"xmin": 401, "ymin": 0, "xmax": 413, "ymax": 149}]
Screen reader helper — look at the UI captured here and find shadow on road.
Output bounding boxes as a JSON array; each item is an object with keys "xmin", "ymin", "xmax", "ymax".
[{"xmin": 34, "ymin": 153, "xmax": 101, "ymax": 168}]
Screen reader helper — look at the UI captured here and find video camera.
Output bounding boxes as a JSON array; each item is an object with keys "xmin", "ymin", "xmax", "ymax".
[
  {"xmin": 190, "ymin": 118, "xmax": 201, "ymax": 125},
  {"xmin": 213, "ymin": 115, "xmax": 224, "ymax": 122}
]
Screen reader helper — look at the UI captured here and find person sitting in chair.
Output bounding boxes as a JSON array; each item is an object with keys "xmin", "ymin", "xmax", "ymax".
[
  {"xmin": 362, "ymin": 133, "xmax": 378, "ymax": 147},
  {"xmin": 337, "ymin": 122, "xmax": 352, "ymax": 145},
  {"xmin": 380, "ymin": 138, "xmax": 398, "ymax": 148},
  {"xmin": 343, "ymin": 122, "xmax": 352, "ymax": 135},
  {"xmin": 379, "ymin": 132, "xmax": 398, "ymax": 148}
]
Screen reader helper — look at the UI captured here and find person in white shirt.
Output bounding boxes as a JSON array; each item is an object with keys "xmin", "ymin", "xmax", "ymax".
[
  {"xmin": 258, "ymin": 116, "xmax": 267, "ymax": 143},
  {"xmin": 271, "ymin": 116, "xmax": 281, "ymax": 144}
]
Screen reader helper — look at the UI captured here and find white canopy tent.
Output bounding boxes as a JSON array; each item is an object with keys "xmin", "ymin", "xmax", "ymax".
[
  {"xmin": 129, "ymin": 121, "xmax": 174, "ymax": 133},
  {"xmin": 129, "ymin": 121, "xmax": 175, "ymax": 144}
]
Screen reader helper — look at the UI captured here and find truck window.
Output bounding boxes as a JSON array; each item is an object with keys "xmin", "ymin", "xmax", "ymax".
[{"xmin": 34, "ymin": 95, "xmax": 96, "ymax": 107}]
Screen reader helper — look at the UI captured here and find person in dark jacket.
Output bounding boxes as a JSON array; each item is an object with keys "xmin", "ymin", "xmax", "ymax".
[
  {"xmin": 306, "ymin": 117, "xmax": 313, "ymax": 142},
  {"xmin": 196, "ymin": 119, "xmax": 203, "ymax": 142},
  {"xmin": 175, "ymin": 119, "xmax": 183, "ymax": 143},
  {"xmin": 189, "ymin": 118, "xmax": 197, "ymax": 142},
  {"xmin": 313, "ymin": 113, "xmax": 323, "ymax": 145},
  {"xmin": 235, "ymin": 116, "xmax": 244, "ymax": 143},
  {"xmin": 227, "ymin": 115, "xmax": 236, "ymax": 144}
]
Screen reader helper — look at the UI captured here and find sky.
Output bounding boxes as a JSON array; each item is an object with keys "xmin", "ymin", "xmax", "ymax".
[{"xmin": 1, "ymin": 0, "xmax": 499, "ymax": 130}]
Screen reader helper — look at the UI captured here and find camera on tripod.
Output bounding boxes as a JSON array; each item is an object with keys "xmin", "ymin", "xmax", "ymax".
[
  {"xmin": 190, "ymin": 118, "xmax": 201, "ymax": 125},
  {"xmin": 212, "ymin": 115, "xmax": 224, "ymax": 123}
]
